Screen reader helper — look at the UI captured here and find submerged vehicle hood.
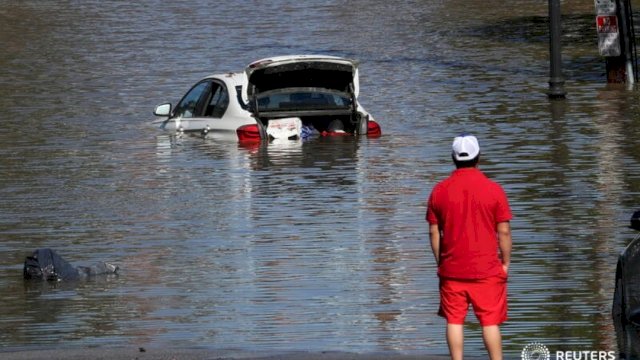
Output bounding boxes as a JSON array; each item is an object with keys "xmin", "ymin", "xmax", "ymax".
[{"xmin": 245, "ymin": 55, "xmax": 360, "ymax": 98}]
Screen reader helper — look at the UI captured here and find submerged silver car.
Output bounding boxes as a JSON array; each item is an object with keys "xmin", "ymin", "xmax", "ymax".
[{"xmin": 152, "ymin": 55, "xmax": 381, "ymax": 142}]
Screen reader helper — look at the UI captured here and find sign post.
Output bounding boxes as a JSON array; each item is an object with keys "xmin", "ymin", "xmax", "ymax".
[{"xmin": 595, "ymin": 0, "xmax": 635, "ymax": 84}]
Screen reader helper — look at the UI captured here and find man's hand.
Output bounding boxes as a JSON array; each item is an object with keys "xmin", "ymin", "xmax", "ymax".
[{"xmin": 502, "ymin": 263, "xmax": 509, "ymax": 274}]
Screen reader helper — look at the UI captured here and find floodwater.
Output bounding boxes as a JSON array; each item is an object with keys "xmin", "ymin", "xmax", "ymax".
[{"xmin": 1, "ymin": 0, "xmax": 640, "ymax": 357}]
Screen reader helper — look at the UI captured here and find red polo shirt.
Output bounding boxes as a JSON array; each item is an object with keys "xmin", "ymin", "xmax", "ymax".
[{"xmin": 426, "ymin": 168, "xmax": 512, "ymax": 279}]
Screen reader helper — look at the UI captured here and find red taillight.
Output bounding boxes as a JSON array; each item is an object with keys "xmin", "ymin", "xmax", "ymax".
[
  {"xmin": 367, "ymin": 120, "xmax": 382, "ymax": 137},
  {"xmin": 237, "ymin": 124, "xmax": 261, "ymax": 142}
]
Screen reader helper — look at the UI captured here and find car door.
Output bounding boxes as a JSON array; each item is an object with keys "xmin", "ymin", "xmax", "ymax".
[
  {"xmin": 169, "ymin": 80, "xmax": 212, "ymax": 132},
  {"xmin": 196, "ymin": 80, "xmax": 240, "ymax": 133},
  {"xmin": 174, "ymin": 80, "xmax": 238, "ymax": 133}
]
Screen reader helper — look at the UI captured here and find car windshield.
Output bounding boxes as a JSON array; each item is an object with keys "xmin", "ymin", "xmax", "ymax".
[{"xmin": 256, "ymin": 89, "xmax": 351, "ymax": 111}]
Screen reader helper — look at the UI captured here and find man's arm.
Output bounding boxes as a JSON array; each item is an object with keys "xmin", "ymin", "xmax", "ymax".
[
  {"xmin": 497, "ymin": 221, "xmax": 512, "ymax": 273},
  {"xmin": 429, "ymin": 223, "xmax": 441, "ymax": 265}
]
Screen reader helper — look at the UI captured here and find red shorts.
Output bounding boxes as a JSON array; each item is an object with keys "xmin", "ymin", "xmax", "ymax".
[{"xmin": 438, "ymin": 272, "xmax": 508, "ymax": 326}]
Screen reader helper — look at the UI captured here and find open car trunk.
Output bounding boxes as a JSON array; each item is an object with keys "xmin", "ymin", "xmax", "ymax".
[{"xmin": 246, "ymin": 56, "xmax": 368, "ymax": 135}]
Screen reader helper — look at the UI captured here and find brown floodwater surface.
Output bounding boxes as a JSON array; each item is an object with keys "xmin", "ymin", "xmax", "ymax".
[{"xmin": 1, "ymin": 0, "xmax": 640, "ymax": 357}]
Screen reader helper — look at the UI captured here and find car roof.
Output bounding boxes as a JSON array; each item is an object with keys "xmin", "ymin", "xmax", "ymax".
[
  {"xmin": 204, "ymin": 71, "xmax": 247, "ymax": 85},
  {"xmin": 194, "ymin": 72, "xmax": 249, "ymax": 106}
]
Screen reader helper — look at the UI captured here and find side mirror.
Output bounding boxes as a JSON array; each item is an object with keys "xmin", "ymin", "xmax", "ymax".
[{"xmin": 154, "ymin": 103, "xmax": 172, "ymax": 117}]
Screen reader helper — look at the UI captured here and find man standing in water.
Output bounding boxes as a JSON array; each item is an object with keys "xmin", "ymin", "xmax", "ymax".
[{"xmin": 426, "ymin": 134, "xmax": 512, "ymax": 360}]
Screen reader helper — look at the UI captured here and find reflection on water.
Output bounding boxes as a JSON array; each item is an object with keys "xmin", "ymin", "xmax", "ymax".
[{"xmin": 1, "ymin": 0, "xmax": 640, "ymax": 357}]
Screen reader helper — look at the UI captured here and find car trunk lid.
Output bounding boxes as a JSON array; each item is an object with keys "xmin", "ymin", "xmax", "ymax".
[
  {"xmin": 244, "ymin": 56, "xmax": 362, "ymax": 133},
  {"xmin": 245, "ymin": 55, "xmax": 360, "ymax": 99}
]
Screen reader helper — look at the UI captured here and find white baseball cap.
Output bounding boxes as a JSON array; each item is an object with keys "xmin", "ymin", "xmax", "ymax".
[{"xmin": 452, "ymin": 134, "xmax": 480, "ymax": 161}]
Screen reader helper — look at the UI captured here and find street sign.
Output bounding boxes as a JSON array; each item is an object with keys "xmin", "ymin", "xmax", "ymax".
[
  {"xmin": 595, "ymin": 0, "xmax": 616, "ymax": 15},
  {"xmin": 597, "ymin": 15, "xmax": 619, "ymax": 33}
]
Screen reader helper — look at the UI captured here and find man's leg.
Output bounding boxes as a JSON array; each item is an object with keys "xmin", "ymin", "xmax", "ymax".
[
  {"xmin": 446, "ymin": 323, "xmax": 464, "ymax": 360},
  {"xmin": 470, "ymin": 275, "xmax": 507, "ymax": 360},
  {"xmin": 482, "ymin": 325, "xmax": 502, "ymax": 360}
]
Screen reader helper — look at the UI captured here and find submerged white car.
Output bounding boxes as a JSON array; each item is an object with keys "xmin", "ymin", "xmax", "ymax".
[{"xmin": 152, "ymin": 55, "xmax": 381, "ymax": 142}]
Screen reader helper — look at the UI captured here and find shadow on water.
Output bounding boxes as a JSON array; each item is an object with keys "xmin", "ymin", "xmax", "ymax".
[
  {"xmin": 357, "ymin": 12, "xmax": 605, "ymax": 92},
  {"xmin": 466, "ymin": 13, "xmax": 603, "ymax": 82},
  {"xmin": 469, "ymin": 14, "xmax": 596, "ymax": 46}
]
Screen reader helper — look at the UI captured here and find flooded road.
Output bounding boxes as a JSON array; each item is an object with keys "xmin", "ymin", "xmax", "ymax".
[{"xmin": 1, "ymin": 0, "xmax": 640, "ymax": 356}]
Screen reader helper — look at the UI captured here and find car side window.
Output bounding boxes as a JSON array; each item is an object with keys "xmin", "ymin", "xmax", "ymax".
[
  {"xmin": 173, "ymin": 81, "xmax": 211, "ymax": 118},
  {"xmin": 204, "ymin": 82, "xmax": 229, "ymax": 118}
]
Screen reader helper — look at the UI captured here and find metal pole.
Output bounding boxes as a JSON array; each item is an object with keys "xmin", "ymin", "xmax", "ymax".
[
  {"xmin": 548, "ymin": 0, "xmax": 567, "ymax": 98},
  {"xmin": 618, "ymin": 0, "xmax": 635, "ymax": 84}
]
